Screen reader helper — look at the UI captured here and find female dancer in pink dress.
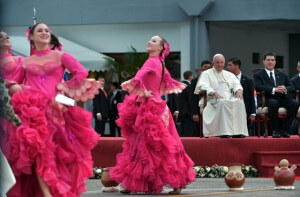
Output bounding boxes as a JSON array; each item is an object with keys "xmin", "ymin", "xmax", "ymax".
[
  {"xmin": 0, "ymin": 31, "xmax": 24, "ymax": 90},
  {"xmin": 1, "ymin": 23, "xmax": 100, "ymax": 197},
  {"xmin": 109, "ymin": 36, "xmax": 196, "ymax": 194},
  {"xmin": 0, "ymin": 31, "xmax": 23, "ymax": 148}
]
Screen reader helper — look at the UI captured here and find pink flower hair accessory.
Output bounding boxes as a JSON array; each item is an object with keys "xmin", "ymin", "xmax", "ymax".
[{"xmin": 160, "ymin": 42, "xmax": 170, "ymax": 62}]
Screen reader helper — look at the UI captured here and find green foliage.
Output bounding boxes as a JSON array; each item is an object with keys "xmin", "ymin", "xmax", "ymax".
[
  {"xmin": 91, "ymin": 167, "xmax": 103, "ymax": 179},
  {"xmin": 104, "ymin": 46, "xmax": 148, "ymax": 82},
  {"xmin": 193, "ymin": 165, "xmax": 259, "ymax": 178},
  {"xmin": 91, "ymin": 165, "xmax": 259, "ymax": 179}
]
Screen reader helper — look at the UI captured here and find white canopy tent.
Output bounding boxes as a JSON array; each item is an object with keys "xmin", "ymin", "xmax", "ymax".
[{"xmin": 9, "ymin": 36, "xmax": 111, "ymax": 71}]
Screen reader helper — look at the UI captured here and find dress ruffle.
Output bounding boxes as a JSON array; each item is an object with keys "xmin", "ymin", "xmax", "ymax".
[
  {"xmin": 2, "ymin": 89, "xmax": 99, "ymax": 197},
  {"xmin": 121, "ymin": 79, "xmax": 152, "ymax": 97},
  {"xmin": 160, "ymin": 79, "xmax": 186, "ymax": 95},
  {"xmin": 109, "ymin": 95, "xmax": 195, "ymax": 193},
  {"xmin": 57, "ymin": 78, "xmax": 101, "ymax": 102}
]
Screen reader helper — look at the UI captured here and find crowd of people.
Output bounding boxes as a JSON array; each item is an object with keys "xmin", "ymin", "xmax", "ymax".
[
  {"xmin": 1, "ymin": 22, "xmax": 300, "ymax": 196},
  {"xmin": 93, "ymin": 53, "xmax": 300, "ymax": 138}
]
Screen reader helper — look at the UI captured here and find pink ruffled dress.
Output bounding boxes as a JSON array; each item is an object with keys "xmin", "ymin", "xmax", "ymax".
[
  {"xmin": 109, "ymin": 55, "xmax": 196, "ymax": 193},
  {"xmin": 1, "ymin": 49, "xmax": 100, "ymax": 197}
]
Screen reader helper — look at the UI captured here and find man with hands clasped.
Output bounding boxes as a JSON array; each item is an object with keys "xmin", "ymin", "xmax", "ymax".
[
  {"xmin": 196, "ymin": 54, "xmax": 248, "ymax": 138},
  {"xmin": 253, "ymin": 52, "xmax": 299, "ymax": 138}
]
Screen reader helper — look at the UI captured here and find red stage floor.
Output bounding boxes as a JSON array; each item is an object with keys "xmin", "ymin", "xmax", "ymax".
[{"xmin": 92, "ymin": 136, "xmax": 300, "ymax": 176}]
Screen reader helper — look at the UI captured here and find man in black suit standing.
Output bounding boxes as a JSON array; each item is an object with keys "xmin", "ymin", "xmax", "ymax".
[
  {"xmin": 162, "ymin": 93, "xmax": 179, "ymax": 121},
  {"xmin": 108, "ymin": 82, "xmax": 122, "ymax": 137},
  {"xmin": 93, "ymin": 76, "xmax": 109, "ymax": 136},
  {"xmin": 178, "ymin": 71, "xmax": 196, "ymax": 136},
  {"xmin": 291, "ymin": 60, "xmax": 300, "ymax": 91},
  {"xmin": 254, "ymin": 52, "xmax": 299, "ymax": 138},
  {"xmin": 289, "ymin": 60, "xmax": 300, "ymax": 134},
  {"xmin": 227, "ymin": 58, "xmax": 256, "ymax": 136},
  {"xmin": 191, "ymin": 60, "xmax": 211, "ymax": 136}
]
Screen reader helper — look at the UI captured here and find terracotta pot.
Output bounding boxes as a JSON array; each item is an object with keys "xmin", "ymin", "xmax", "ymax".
[
  {"xmin": 273, "ymin": 159, "xmax": 297, "ymax": 190},
  {"xmin": 224, "ymin": 164, "xmax": 245, "ymax": 191},
  {"xmin": 101, "ymin": 167, "xmax": 119, "ymax": 187}
]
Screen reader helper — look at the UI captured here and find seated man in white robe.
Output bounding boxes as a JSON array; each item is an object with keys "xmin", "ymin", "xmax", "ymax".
[{"xmin": 195, "ymin": 54, "xmax": 248, "ymax": 138}]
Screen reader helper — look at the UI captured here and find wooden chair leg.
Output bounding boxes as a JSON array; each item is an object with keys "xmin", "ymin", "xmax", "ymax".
[
  {"xmin": 256, "ymin": 117, "xmax": 261, "ymax": 138},
  {"xmin": 199, "ymin": 115, "xmax": 203, "ymax": 138},
  {"xmin": 263, "ymin": 118, "xmax": 268, "ymax": 138},
  {"xmin": 298, "ymin": 118, "xmax": 300, "ymax": 137}
]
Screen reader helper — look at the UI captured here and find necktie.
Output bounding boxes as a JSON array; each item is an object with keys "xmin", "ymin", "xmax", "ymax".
[
  {"xmin": 269, "ymin": 72, "xmax": 275, "ymax": 87},
  {"xmin": 102, "ymin": 89, "xmax": 107, "ymax": 98}
]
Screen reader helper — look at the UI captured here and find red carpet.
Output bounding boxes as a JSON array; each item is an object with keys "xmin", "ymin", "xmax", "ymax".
[{"xmin": 92, "ymin": 136, "xmax": 300, "ymax": 177}]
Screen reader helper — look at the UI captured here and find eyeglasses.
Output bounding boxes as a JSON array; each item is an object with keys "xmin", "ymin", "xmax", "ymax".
[{"xmin": 0, "ymin": 36, "xmax": 9, "ymax": 39}]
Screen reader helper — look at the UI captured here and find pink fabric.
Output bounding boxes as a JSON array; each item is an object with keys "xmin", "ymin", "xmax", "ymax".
[
  {"xmin": 57, "ymin": 78, "xmax": 101, "ymax": 102},
  {"xmin": 2, "ymin": 49, "xmax": 100, "ymax": 197},
  {"xmin": 0, "ymin": 53, "xmax": 24, "ymax": 84},
  {"xmin": 22, "ymin": 49, "xmax": 88, "ymax": 99},
  {"xmin": 121, "ymin": 56, "xmax": 186, "ymax": 100},
  {"xmin": 110, "ymin": 56, "xmax": 195, "ymax": 193}
]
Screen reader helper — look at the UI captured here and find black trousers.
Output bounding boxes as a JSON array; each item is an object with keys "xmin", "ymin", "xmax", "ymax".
[
  {"xmin": 109, "ymin": 117, "xmax": 121, "ymax": 137},
  {"xmin": 266, "ymin": 97, "xmax": 299, "ymax": 133},
  {"xmin": 179, "ymin": 115, "xmax": 196, "ymax": 137},
  {"xmin": 95, "ymin": 117, "xmax": 107, "ymax": 136}
]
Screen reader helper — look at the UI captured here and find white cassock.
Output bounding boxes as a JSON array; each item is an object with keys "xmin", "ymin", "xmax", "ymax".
[
  {"xmin": 195, "ymin": 68, "xmax": 248, "ymax": 137},
  {"xmin": 0, "ymin": 149, "xmax": 16, "ymax": 196}
]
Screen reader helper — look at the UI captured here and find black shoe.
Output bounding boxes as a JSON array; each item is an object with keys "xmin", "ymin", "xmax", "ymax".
[
  {"xmin": 232, "ymin": 135, "xmax": 245, "ymax": 138},
  {"xmin": 272, "ymin": 131, "xmax": 281, "ymax": 138},
  {"xmin": 120, "ymin": 189, "xmax": 131, "ymax": 194},
  {"xmin": 280, "ymin": 130, "xmax": 290, "ymax": 138},
  {"xmin": 220, "ymin": 135, "xmax": 230, "ymax": 138}
]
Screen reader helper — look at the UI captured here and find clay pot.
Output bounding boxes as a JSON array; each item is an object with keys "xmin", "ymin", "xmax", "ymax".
[
  {"xmin": 224, "ymin": 164, "xmax": 245, "ymax": 191},
  {"xmin": 101, "ymin": 167, "xmax": 119, "ymax": 187},
  {"xmin": 273, "ymin": 159, "xmax": 297, "ymax": 189}
]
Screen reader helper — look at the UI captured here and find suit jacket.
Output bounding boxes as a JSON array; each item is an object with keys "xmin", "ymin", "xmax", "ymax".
[
  {"xmin": 253, "ymin": 69, "xmax": 295, "ymax": 101},
  {"xmin": 120, "ymin": 90, "xmax": 129, "ymax": 103},
  {"xmin": 162, "ymin": 93, "xmax": 179, "ymax": 114},
  {"xmin": 291, "ymin": 74, "xmax": 300, "ymax": 91},
  {"xmin": 93, "ymin": 88, "xmax": 109, "ymax": 118},
  {"xmin": 191, "ymin": 77, "xmax": 200, "ymax": 115},
  {"xmin": 240, "ymin": 74, "xmax": 256, "ymax": 116},
  {"xmin": 109, "ymin": 90, "xmax": 122, "ymax": 119},
  {"xmin": 178, "ymin": 80, "xmax": 193, "ymax": 117}
]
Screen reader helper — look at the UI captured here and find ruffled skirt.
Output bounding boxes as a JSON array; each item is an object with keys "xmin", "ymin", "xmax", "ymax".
[
  {"xmin": 109, "ymin": 95, "xmax": 195, "ymax": 193},
  {"xmin": 1, "ymin": 89, "xmax": 99, "ymax": 197}
]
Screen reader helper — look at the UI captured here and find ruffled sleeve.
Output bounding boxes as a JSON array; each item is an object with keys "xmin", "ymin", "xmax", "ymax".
[
  {"xmin": 2, "ymin": 56, "xmax": 25, "ymax": 88},
  {"xmin": 56, "ymin": 52, "xmax": 101, "ymax": 102},
  {"xmin": 160, "ymin": 68, "xmax": 186, "ymax": 95},
  {"xmin": 121, "ymin": 59, "xmax": 154, "ymax": 97}
]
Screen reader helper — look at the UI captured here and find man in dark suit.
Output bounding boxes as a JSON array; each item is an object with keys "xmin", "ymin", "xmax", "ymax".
[
  {"xmin": 253, "ymin": 52, "xmax": 299, "ymax": 138},
  {"xmin": 291, "ymin": 60, "xmax": 300, "ymax": 91},
  {"xmin": 227, "ymin": 58, "xmax": 256, "ymax": 136},
  {"xmin": 178, "ymin": 71, "xmax": 196, "ymax": 136},
  {"xmin": 108, "ymin": 82, "xmax": 122, "ymax": 137},
  {"xmin": 191, "ymin": 60, "xmax": 211, "ymax": 137},
  {"xmin": 93, "ymin": 76, "xmax": 109, "ymax": 136},
  {"xmin": 162, "ymin": 93, "xmax": 179, "ymax": 121},
  {"xmin": 162, "ymin": 93, "xmax": 180, "ymax": 134}
]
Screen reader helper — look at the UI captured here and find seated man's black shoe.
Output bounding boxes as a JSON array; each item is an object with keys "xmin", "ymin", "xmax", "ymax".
[
  {"xmin": 220, "ymin": 135, "xmax": 230, "ymax": 138},
  {"xmin": 272, "ymin": 131, "xmax": 281, "ymax": 138},
  {"xmin": 232, "ymin": 135, "xmax": 245, "ymax": 138},
  {"xmin": 280, "ymin": 130, "xmax": 290, "ymax": 138}
]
